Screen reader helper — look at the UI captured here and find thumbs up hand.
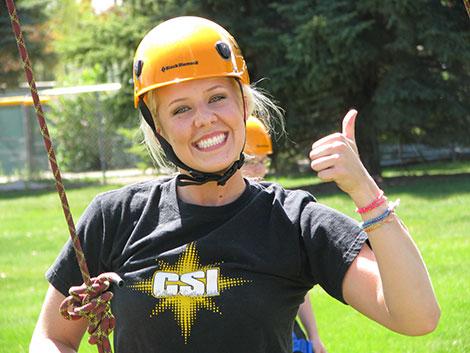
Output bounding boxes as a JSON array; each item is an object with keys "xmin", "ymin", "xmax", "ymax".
[
  {"xmin": 341, "ymin": 109, "xmax": 359, "ymax": 155},
  {"xmin": 309, "ymin": 109, "xmax": 374, "ymax": 196}
]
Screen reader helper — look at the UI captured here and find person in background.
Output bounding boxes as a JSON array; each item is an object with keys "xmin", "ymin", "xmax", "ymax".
[
  {"xmin": 241, "ymin": 115, "xmax": 273, "ymax": 180},
  {"xmin": 242, "ymin": 115, "xmax": 327, "ymax": 353}
]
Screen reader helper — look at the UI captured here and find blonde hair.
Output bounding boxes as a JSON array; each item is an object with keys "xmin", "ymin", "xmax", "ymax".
[{"xmin": 140, "ymin": 80, "xmax": 285, "ymax": 170}]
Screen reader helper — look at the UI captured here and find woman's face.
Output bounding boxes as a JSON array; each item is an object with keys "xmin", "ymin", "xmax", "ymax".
[{"xmin": 154, "ymin": 77, "xmax": 246, "ymax": 173}]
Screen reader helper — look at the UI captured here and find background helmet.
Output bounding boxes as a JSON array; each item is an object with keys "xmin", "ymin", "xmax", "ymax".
[
  {"xmin": 133, "ymin": 16, "xmax": 250, "ymax": 108},
  {"xmin": 244, "ymin": 116, "xmax": 273, "ymax": 156}
]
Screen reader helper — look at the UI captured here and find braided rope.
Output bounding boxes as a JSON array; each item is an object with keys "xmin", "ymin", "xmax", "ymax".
[
  {"xmin": 5, "ymin": 1, "xmax": 119, "ymax": 352},
  {"xmin": 464, "ymin": 0, "xmax": 470, "ymax": 19},
  {"xmin": 60, "ymin": 273, "xmax": 121, "ymax": 353},
  {"xmin": 5, "ymin": 0, "xmax": 92, "ymax": 287}
]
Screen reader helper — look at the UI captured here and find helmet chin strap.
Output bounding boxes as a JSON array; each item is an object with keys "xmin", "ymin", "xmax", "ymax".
[{"xmin": 138, "ymin": 80, "xmax": 247, "ymax": 187}]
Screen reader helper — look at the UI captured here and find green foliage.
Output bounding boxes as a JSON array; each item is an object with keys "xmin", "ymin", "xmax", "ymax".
[
  {"xmin": 117, "ymin": 126, "xmax": 155, "ymax": 171},
  {"xmin": 42, "ymin": 0, "xmax": 469, "ymax": 176},
  {"xmin": 0, "ymin": 0, "xmax": 56, "ymax": 87},
  {"xmin": 266, "ymin": 0, "xmax": 470, "ymax": 174},
  {"xmin": 49, "ymin": 93, "xmax": 103, "ymax": 172},
  {"xmin": 48, "ymin": 65, "xmax": 139, "ymax": 172}
]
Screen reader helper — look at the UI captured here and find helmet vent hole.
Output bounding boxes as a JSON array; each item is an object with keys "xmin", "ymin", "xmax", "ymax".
[
  {"xmin": 134, "ymin": 60, "xmax": 144, "ymax": 78},
  {"xmin": 215, "ymin": 41, "xmax": 231, "ymax": 60}
]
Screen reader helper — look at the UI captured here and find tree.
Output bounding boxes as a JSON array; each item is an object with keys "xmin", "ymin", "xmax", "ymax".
[
  {"xmin": 45, "ymin": 0, "xmax": 470, "ymax": 176},
  {"xmin": 268, "ymin": 0, "xmax": 470, "ymax": 175},
  {"xmin": 0, "ymin": 0, "xmax": 55, "ymax": 88}
]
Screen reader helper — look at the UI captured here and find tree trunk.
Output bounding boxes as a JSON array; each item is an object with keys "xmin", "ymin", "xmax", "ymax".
[
  {"xmin": 351, "ymin": 74, "xmax": 382, "ymax": 179},
  {"xmin": 356, "ymin": 114, "xmax": 381, "ymax": 179}
]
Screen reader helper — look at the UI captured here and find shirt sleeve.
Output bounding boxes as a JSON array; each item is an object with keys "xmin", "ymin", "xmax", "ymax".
[
  {"xmin": 45, "ymin": 195, "xmax": 107, "ymax": 296},
  {"xmin": 299, "ymin": 201, "xmax": 368, "ymax": 304}
]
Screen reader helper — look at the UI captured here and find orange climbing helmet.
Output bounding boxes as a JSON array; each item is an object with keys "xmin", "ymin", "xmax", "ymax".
[
  {"xmin": 244, "ymin": 116, "xmax": 273, "ymax": 155},
  {"xmin": 133, "ymin": 16, "xmax": 250, "ymax": 108}
]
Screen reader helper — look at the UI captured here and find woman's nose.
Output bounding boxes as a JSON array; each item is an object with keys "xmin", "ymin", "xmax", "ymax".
[{"xmin": 194, "ymin": 106, "xmax": 217, "ymax": 128}]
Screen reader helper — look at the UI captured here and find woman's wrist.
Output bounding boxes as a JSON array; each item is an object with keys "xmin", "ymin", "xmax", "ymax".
[{"xmin": 348, "ymin": 176, "xmax": 382, "ymax": 209}]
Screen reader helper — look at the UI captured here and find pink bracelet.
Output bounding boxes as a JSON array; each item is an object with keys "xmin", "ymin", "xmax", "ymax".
[{"xmin": 355, "ymin": 190, "xmax": 387, "ymax": 214}]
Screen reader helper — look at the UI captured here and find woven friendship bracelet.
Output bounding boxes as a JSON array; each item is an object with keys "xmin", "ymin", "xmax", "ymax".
[
  {"xmin": 360, "ymin": 199, "xmax": 400, "ymax": 231},
  {"xmin": 363, "ymin": 213, "xmax": 397, "ymax": 233},
  {"xmin": 355, "ymin": 190, "xmax": 387, "ymax": 214}
]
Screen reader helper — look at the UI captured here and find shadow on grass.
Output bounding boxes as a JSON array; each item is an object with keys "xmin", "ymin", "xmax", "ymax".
[
  {"xmin": 1, "ymin": 173, "xmax": 469, "ymax": 201},
  {"xmin": 297, "ymin": 173, "xmax": 470, "ymax": 199},
  {"xmin": 0, "ymin": 180, "xmax": 111, "ymax": 200}
]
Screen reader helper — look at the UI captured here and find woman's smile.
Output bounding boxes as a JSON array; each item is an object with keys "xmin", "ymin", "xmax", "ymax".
[{"xmin": 193, "ymin": 131, "xmax": 228, "ymax": 151}]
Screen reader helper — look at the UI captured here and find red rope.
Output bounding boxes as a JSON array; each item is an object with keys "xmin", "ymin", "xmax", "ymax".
[
  {"xmin": 464, "ymin": 0, "xmax": 470, "ymax": 19},
  {"xmin": 5, "ymin": 1, "xmax": 120, "ymax": 351},
  {"xmin": 5, "ymin": 0, "xmax": 92, "ymax": 288},
  {"xmin": 60, "ymin": 273, "xmax": 122, "ymax": 353}
]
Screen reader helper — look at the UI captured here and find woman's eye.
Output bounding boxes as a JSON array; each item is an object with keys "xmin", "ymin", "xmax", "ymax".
[
  {"xmin": 209, "ymin": 94, "xmax": 225, "ymax": 103},
  {"xmin": 172, "ymin": 106, "xmax": 190, "ymax": 115}
]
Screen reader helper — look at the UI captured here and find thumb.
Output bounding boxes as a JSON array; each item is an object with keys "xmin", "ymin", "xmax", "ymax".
[{"xmin": 342, "ymin": 109, "xmax": 358, "ymax": 142}]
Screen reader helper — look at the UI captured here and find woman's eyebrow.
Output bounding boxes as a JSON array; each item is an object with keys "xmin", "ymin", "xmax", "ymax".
[
  {"xmin": 205, "ymin": 84, "xmax": 225, "ymax": 92},
  {"xmin": 168, "ymin": 97, "xmax": 187, "ymax": 107},
  {"xmin": 168, "ymin": 84, "xmax": 226, "ymax": 106}
]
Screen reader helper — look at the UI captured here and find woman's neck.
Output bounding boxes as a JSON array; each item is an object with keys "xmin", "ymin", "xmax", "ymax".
[{"xmin": 176, "ymin": 170, "xmax": 246, "ymax": 206}]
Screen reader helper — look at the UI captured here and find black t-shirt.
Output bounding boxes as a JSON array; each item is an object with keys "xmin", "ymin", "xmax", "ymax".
[{"xmin": 47, "ymin": 177, "xmax": 368, "ymax": 353}]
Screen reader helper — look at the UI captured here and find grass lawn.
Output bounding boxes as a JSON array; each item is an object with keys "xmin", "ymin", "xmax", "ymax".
[
  {"xmin": 266, "ymin": 159, "xmax": 470, "ymax": 189},
  {"xmin": 0, "ymin": 170, "xmax": 469, "ymax": 352}
]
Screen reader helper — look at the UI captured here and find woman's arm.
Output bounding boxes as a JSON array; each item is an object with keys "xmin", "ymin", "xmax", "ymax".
[
  {"xmin": 309, "ymin": 110, "xmax": 440, "ymax": 335},
  {"xmin": 297, "ymin": 294, "xmax": 327, "ymax": 353},
  {"xmin": 342, "ymin": 203, "xmax": 440, "ymax": 335},
  {"xmin": 30, "ymin": 285, "xmax": 88, "ymax": 353}
]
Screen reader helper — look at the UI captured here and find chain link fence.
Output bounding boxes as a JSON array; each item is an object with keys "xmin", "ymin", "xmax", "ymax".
[{"xmin": 0, "ymin": 85, "xmax": 161, "ymax": 190}]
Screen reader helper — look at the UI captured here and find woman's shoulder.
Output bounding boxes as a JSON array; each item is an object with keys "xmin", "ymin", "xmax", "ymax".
[
  {"xmin": 246, "ymin": 180, "xmax": 318, "ymax": 222},
  {"xmin": 249, "ymin": 179, "xmax": 317, "ymax": 204},
  {"xmin": 93, "ymin": 175, "xmax": 173, "ymax": 210}
]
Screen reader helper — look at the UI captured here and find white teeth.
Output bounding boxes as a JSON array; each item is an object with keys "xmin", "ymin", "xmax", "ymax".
[{"xmin": 196, "ymin": 133, "xmax": 226, "ymax": 149}]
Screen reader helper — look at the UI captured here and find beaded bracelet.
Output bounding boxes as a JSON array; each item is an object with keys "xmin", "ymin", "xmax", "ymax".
[
  {"xmin": 356, "ymin": 190, "xmax": 387, "ymax": 214},
  {"xmin": 360, "ymin": 199, "xmax": 400, "ymax": 232}
]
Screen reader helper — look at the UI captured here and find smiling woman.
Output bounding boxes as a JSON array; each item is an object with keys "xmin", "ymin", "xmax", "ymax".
[
  {"xmin": 146, "ymin": 77, "xmax": 246, "ymax": 174},
  {"xmin": 30, "ymin": 16, "xmax": 439, "ymax": 353}
]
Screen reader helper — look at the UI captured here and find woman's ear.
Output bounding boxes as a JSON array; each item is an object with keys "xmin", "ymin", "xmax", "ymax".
[
  {"xmin": 155, "ymin": 122, "xmax": 162, "ymax": 135},
  {"xmin": 243, "ymin": 96, "xmax": 249, "ymax": 122}
]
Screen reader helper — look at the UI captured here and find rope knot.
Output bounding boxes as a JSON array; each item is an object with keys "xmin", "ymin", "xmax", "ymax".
[{"xmin": 59, "ymin": 272, "xmax": 122, "ymax": 353}]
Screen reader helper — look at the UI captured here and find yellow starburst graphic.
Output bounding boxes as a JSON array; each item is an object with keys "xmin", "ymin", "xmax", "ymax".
[{"xmin": 129, "ymin": 243, "xmax": 250, "ymax": 343}]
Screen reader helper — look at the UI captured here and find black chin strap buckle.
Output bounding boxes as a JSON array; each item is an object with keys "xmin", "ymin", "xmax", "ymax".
[{"xmin": 176, "ymin": 153, "xmax": 245, "ymax": 187}]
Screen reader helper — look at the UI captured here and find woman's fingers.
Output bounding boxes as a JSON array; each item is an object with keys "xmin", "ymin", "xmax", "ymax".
[
  {"xmin": 309, "ymin": 140, "xmax": 350, "ymax": 161},
  {"xmin": 317, "ymin": 167, "xmax": 337, "ymax": 182},
  {"xmin": 311, "ymin": 132, "xmax": 343, "ymax": 150},
  {"xmin": 310, "ymin": 154, "xmax": 340, "ymax": 172}
]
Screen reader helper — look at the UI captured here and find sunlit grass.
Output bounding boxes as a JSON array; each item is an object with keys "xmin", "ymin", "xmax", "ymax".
[{"xmin": 1, "ymin": 169, "xmax": 469, "ymax": 352}]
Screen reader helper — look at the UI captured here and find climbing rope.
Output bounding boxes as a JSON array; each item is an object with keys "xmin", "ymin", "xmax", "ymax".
[
  {"xmin": 60, "ymin": 273, "xmax": 123, "ymax": 353},
  {"xmin": 464, "ymin": 0, "xmax": 470, "ymax": 18},
  {"xmin": 5, "ymin": 1, "xmax": 121, "ymax": 351}
]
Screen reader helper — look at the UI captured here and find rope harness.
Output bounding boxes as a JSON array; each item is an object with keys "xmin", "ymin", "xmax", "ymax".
[{"xmin": 5, "ymin": 1, "xmax": 121, "ymax": 352}]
